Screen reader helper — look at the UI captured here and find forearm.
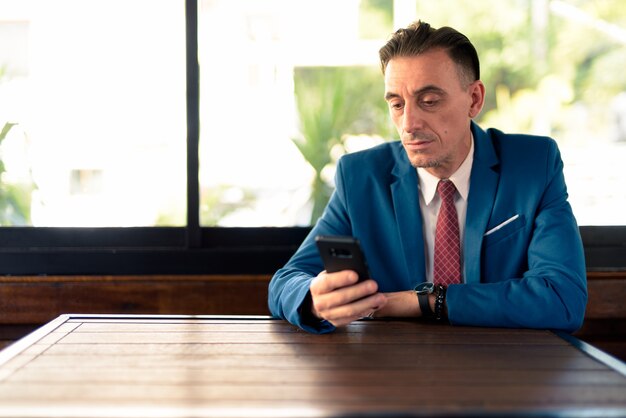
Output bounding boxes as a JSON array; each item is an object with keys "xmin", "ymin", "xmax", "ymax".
[
  {"xmin": 374, "ymin": 290, "xmax": 443, "ymax": 319},
  {"xmin": 446, "ymin": 274, "xmax": 586, "ymax": 332}
]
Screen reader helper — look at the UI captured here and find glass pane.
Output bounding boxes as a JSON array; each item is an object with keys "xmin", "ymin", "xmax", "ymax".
[
  {"xmin": 0, "ymin": 0, "xmax": 186, "ymax": 226},
  {"xmin": 199, "ymin": 0, "xmax": 626, "ymax": 227},
  {"xmin": 198, "ymin": 0, "xmax": 393, "ymax": 226},
  {"xmin": 416, "ymin": 0, "xmax": 626, "ymax": 226}
]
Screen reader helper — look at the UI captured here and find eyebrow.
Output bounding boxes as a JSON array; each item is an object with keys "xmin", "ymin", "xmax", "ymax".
[{"xmin": 384, "ymin": 85, "xmax": 447, "ymax": 101}]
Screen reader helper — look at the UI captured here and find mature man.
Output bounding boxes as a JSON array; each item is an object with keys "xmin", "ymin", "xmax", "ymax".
[{"xmin": 268, "ymin": 21, "xmax": 587, "ymax": 334}]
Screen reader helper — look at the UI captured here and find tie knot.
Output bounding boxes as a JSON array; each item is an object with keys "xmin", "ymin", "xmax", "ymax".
[{"xmin": 437, "ymin": 180, "xmax": 456, "ymax": 201}]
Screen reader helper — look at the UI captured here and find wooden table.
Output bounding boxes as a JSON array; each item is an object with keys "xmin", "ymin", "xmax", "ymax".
[{"xmin": 0, "ymin": 315, "xmax": 624, "ymax": 417}]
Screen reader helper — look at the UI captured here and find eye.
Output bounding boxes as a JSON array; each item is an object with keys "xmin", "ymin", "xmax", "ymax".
[
  {"xmin": 420, "ymin": 97, "xmax": 440, "ymax": 108},
  {"xmin": 389, "ymin": 101, "xmax": 404, "ymax": 111}
]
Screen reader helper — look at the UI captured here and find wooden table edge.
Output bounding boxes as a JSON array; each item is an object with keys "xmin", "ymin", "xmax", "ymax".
[
  {"xmin": 2, "ymin": 314, "xmax": 626, "ymax": 378},
  {"xmin": 555, "ymin": 330, "xmax": 626, "ymax": 377},
  {"xmin": 0, "ymin": 314, "xmax": 72, "ymax": 367},
  {"xmin": 0, "ymin": 314, "xmax": 276, "ymax": 368}
]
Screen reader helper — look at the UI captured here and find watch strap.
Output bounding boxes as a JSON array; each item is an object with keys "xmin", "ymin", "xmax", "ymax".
[
  {"xmin": 434, "ymin": 285, "xmax": 447, "ymax": 321},
  {"xmin": 417, "ymin": 291, "xmax": 434, "ymax": 318}
]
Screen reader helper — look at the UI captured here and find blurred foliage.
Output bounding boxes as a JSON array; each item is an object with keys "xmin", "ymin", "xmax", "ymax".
[
  {"xmin": 1, "ymin": 1, "xmax": 624, "ymax": 227},
  {"xmin": 359, "ymin": 0, "xmax": 393, "ymax": 39},
  {"xmin": 200, "ymin": 185, "xmax": 256, "ymax": 226},
  {"xmin": 416, "ymin": 1, "xmax": 550, "ymax": 122},
  {"xmin": 294, "ymin": 0, "xmax": 626, "ymax": 224},
  {"xmin": 292, "ymin": 66, "xmax": 394, "ymax": 223},
  {"xmin": 156, "ymin": 184, "xmax": 256, "ymax": 226},
  {"xmin": 0, "ymin": 122, "xmax": 34, "ymax": 225},
  {"xmin": 414, "ymin": 0, "xmax": 626, "ymax": 137}
]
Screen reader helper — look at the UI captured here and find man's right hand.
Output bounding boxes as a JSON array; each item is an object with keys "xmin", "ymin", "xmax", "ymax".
[{"xmin": 309, "ymin": 270, "xmax": 387, "ymax": 327}]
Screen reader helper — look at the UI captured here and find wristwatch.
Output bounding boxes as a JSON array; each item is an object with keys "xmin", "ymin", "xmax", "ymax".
[{"xmin": 414, "ymin": 282, "xmax": 435, "ymax": 319}]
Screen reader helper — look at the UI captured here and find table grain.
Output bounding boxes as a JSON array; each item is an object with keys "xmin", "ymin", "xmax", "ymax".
[{"xmin": 0, "ymin": 314, "xmax": 624, "ymax": 417}]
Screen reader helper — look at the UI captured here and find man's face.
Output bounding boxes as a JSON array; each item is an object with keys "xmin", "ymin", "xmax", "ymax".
[{"xmin": 384, "ymin": 49, "xmax": 484, "ymax": 178}]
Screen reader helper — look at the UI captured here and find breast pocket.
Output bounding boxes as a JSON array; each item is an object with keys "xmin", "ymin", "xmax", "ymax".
[{"xmin": 483, "ymin": 214, "xmax": 526, "ymax": 247}]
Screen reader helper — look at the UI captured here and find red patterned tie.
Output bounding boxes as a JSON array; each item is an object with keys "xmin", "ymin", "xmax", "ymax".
[{"xmin": 434, "ymin": 180, "xmax": 461, "ymax": 286}]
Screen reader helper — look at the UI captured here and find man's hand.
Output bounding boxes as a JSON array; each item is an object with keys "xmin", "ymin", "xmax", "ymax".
[{"xmin": 309, "ymin": 270, "xmax": 387, "ymax": 327}]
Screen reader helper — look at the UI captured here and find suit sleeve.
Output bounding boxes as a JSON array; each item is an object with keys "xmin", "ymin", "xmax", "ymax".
[
  {"xmin": 446, "ymin": 142, "xmax": 588, "ymax": 332},
  {"xmin": 267, "ymin": 159, "xmax": 353, "ymax": 333}
]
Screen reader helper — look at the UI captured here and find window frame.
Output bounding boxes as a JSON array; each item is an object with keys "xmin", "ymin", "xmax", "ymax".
[{"xmin": 0, "ymin": 0, "xmax": 623, "ymax": 276}]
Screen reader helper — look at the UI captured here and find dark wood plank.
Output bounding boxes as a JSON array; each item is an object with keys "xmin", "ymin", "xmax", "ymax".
[
  {"xmin": 576, "ymin": 272, "xmax": 626, "ymax": 361},
  {"xmin": 1, "ymin": 315, "xmax": 625, "ymax": 418},
  {"xmin": 8, "ymin": 369, "xmax": 625, "ymax": 388},
  {"xmin": 0, "ymin": 275, "xmax": 272, "ymax": 324},
  {"xmin": 585, "ymin": 274, "xmax": 626, "ymax": 319},
  {"xmin": 7, "ymin": 349, "xmax": 603, "ymax": 371},
  {"xmin": 40, "ymin": 328, "xmax": 570, "ymax": 346},
  {"xmin": 0, "ymin": 381, "xmax": 624, "ymax": 406},
  {"xmin": 35, "ymin": 341, "xmax": 579, "ymax": 357},
  {"xmin": 0, "ymin": 401, "xmax": 620, "ymax": 418}
]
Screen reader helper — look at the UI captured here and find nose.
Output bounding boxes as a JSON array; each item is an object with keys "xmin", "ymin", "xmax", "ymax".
[{"xmin": 402, "ymin": 103, "xmax": 425, "ymax": 134}]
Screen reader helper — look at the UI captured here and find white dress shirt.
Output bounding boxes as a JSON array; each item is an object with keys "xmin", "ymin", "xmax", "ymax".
[{"xmin": 417, "ymin": 136, "xmax": 474, "ymax": 284}]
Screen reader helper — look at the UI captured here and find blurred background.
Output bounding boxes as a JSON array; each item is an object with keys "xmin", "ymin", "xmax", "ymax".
[{"xmin": 0, "ymin": 0, "xmax": 624, "ymax": 228}]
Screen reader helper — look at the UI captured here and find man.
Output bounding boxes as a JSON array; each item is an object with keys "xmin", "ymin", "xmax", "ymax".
[{"xmin": 268, "ymin": 21, "xmax": 587, "ymax": 334}]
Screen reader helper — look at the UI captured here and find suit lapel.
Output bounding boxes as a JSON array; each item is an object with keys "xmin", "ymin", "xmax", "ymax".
[
  {"xmin": 390, "ymin": 145, "xmax": 426, "ymax": 285},
  {"xmin": 464, "ymin": 123, "xmax": 500, "ymax": 284}
]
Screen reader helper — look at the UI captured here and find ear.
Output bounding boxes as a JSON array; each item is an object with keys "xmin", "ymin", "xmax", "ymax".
[{"xmin": 468, "ymin": 80, "xmax": 485, "ymax": 119}]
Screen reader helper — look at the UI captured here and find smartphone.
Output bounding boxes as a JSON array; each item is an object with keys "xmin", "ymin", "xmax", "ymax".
[{"xmin": 315, "ymin": 235, "xmax": 371, "ymax": 281}]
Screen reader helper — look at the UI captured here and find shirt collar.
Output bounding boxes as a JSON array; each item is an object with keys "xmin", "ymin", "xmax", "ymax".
[{"xmin": 417, "ymin": 133, "xmax": 474, "ymax": 205}]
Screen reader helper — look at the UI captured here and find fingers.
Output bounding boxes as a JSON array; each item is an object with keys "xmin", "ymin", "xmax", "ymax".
[
  {"xmin": 310, "ymin": 270, "xmax": 387, "ymax": 327},
  {"xmin": 311, "ymin": 272, "xmax": 373, "ymax": 308},
  {"xmin": 310, "ymin": 269, "xmax": 359, "ymax": 295},
  {"xmin": 323, "ymin": 293, "xmax": 387, "ymax": 327}
]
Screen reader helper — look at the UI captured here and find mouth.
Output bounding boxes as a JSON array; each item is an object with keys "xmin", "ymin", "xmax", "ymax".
[{"xmin": 403, "ymin": 140, "xmax": 435, "ymax": 152}]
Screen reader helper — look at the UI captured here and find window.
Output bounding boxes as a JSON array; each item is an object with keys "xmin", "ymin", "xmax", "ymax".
[
  {"xmin": 196, "ymin": 0, "xmax": 626, "ymax": 227},
  {"xmin": 197, "ymin": 0, "xmax": 393, "ymax": 226},
  {"xmin": 439, "ymin": 0, "xmax": 626, "ymax": 226},
  {"xmin": 0, "ymin": 0, "xmax": 624, "ymax": 274},
  {"xmin": 0, "ymin": 0, "xmax": 187, "ymax": 227}
]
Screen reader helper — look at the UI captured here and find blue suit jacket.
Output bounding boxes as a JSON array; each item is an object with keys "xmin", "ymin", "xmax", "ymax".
[{"xmin": 268, "ymin": 123, "xmax": 587, "ymax": 333}]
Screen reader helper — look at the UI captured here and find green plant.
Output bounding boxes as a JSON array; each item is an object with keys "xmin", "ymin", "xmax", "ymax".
[
  {"xmin": 0, "ymin": 122, "xmax": 34, "ymax": 225},
  {"xmin": 292, "ymin": 66, "xmax": 392, "ymax": 224}
]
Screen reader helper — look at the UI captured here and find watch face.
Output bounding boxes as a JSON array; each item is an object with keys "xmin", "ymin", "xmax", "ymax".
[{"xmin": 414, "ymin": 282, "xmax": 435, "ymax": 294}]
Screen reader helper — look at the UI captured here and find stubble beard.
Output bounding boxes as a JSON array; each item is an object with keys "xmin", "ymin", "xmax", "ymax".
[
  {"xmin": 407, "ymin": 151, "xmax": 451, "ymax": 169},
  {"xmin": 402, "ymin": 132, "xmax": 450, "ymax": 169}
]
